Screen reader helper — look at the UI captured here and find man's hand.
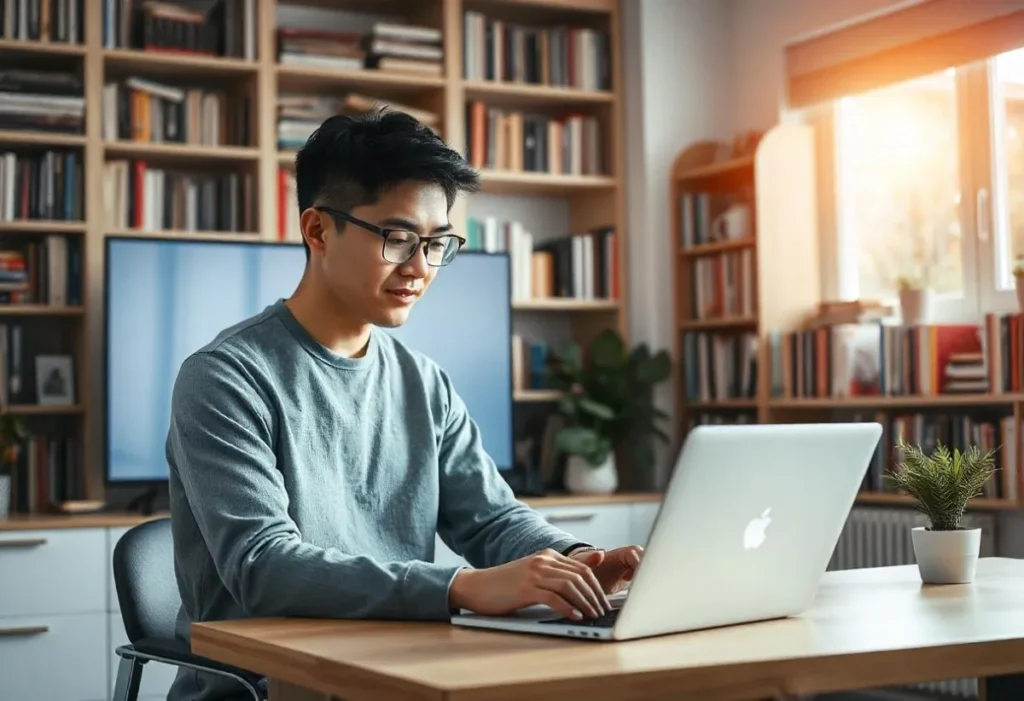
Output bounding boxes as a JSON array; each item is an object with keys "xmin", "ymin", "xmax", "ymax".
[
  {"xmin": 568, "ymin": 546, "xmax": 643, "ymax": 596},
  {"xmin": 448, "ymin": 548, "xmax": 612, "ymax": 621}
]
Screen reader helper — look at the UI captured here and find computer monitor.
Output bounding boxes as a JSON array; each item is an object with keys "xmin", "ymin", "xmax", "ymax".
[{"xmin": 104, "ymin": 235, "xmax": 514, "ymax": 484}]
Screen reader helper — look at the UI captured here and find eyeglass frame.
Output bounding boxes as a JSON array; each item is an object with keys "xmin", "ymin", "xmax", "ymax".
[{"xmin": 313, "ymin": 206, "xmax": 466, "ymax": 266}]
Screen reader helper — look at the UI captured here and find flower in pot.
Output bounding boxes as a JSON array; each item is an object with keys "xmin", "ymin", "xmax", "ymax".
[
  {"xmin": 886, "ymin": 437, "xmax": 997, "ymax": 584},
  {"xmin": 0, "ymin": 415, "xmax": 25, "ymax": 519},
  {"xmin": 547, "ymin": 329, "xmax": 672, "ymax": 494}
]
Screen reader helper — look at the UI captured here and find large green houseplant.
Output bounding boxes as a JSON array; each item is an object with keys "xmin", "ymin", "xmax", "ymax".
[
  {"xmin": 887, "ymin": 436, "xmax": 997, "ymax": 584},
  {"xmin": 546, "ymin": 329, "xmax": 672, "ymax": 493}
]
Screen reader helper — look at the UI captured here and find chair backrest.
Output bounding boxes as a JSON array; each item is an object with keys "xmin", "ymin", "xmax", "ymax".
[{"xmin": 112, "ymin": 517, "xmax": 181, "ymax": 642}]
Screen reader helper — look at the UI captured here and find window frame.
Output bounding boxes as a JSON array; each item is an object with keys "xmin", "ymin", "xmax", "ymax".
[{"xmin": 813, "ymin": 55, "xmax": 1023, "ymax": 323}]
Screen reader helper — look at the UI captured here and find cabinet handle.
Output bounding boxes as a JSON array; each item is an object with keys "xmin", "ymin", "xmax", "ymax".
[
  {"xmin": 545, "ymin": 512, "xmax": 597, "ymax": 523},
  {"xmin": 0, "ymin": 625, "xmax": 48, "ymax": 637},
  {"xmin": 0, "ymin": 538, "xmax": 47, "ymax": 549}
]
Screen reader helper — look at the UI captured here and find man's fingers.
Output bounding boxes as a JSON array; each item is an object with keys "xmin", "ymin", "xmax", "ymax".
[
  {"xmin": 554, "ymin": 556, "xmax": 611, "ymax": 610},
  {"xmin": 541, "ymin": 575, "xmax": 600, "ymax": 618},
  {"xmin": 537, "ymin": 590, "xmax": 582, "ymax": 621}
]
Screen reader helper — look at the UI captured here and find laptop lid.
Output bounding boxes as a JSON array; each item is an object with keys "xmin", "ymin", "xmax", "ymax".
[{"xmin": 613, "ymin": 422, "xmax": 881, "ymax": 640}]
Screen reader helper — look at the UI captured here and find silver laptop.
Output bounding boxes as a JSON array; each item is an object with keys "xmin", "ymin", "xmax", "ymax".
[{"xmin": 451, "ymin": 422, "xmax": 882, "ymax": 641}]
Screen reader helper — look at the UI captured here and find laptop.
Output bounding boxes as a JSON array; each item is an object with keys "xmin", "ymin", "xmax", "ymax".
[{"xmin": 451, "ymin": 422, "xmax": 882, "ymax": 641}]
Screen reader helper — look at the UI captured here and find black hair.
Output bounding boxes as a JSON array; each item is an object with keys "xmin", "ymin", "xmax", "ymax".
[{"xmin": 294, "ymin": 108, "xmax": 481, "ymax": 258}]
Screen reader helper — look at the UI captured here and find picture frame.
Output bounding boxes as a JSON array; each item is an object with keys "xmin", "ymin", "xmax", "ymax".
[{"xmin": 36, "ymin": 355, "xmax": 75, "ymax": 406}]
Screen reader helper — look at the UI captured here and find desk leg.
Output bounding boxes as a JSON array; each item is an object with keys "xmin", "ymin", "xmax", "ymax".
[
  {"xmin": 267, "ymin": 679, "xmax": 344, "ymax": 701},
  {"xmin": 981, "ymin": 674, "xmax": 1024, "ymax": 701}
]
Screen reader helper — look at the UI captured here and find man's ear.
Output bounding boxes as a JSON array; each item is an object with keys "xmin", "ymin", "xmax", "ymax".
[{"xmin": 301, "ymin": 208, "xmax": 330, "ymax": 256}]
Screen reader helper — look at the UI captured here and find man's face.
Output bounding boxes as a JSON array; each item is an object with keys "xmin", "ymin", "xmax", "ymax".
[{"xmin": 305, "ymin": 181, "xmax": 452, "ymax": 328}]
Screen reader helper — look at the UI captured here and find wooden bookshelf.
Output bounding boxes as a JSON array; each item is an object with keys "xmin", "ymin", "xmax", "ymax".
[
  {"xmin": 671, "ymin": 126, "xmax": 1024, "ymax": 510},
  {"xmin": 0, "ymin": 0, "xmax": 629, "ymax": 509}
]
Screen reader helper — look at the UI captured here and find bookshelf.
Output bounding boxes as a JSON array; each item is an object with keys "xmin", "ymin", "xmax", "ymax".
[
  {"xmin": 672, "ymin": 124, "xmax": 1024, "ymax": 511},
  {"xmin": 0, "ymin": 0, "xmax": 627, "ymax": 510}
]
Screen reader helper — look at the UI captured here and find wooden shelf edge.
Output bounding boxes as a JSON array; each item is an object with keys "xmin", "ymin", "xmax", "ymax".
[
  {"xmin": 0, "ymin": 220, "xmax": 86, "ymax": 233},
  {"xmin": 107, "ymin": 229, "xmax": 264, "ymax": 242},
  {"xmin": 104, "ymin": 141, "xmax": 259, "ymax": 160},
  {"xmin": 462, "ymin": 79, "xmax": 613, "ymax": 103},
  {"xmin": 0, "ymin": 130, "xmax": 86, "ymax": 147},
  {"xmin": 103, "ymin": 48, "xmax": 257, "ymax": 72},
  {"xmin": 679, "ymin": 238, "xmax": 756, "ymax": 257},
  {"xmin": 2, "ymin": 404, "xmax": 84, "ymax": 415},
  {"xmin": 0, "ymin": 38, "xmax": 85, "ymax": 55},
  {"xmin": 675, "ymin": 154, "xmax": 755, "ymax": 182},
  {"xmin": 479, "ymin": 169, "xmax": 617, "ymax": 191},
  {"xmin": 0, "ymin": 305, "xmax": 85, "ymax": 316},
  {"xmin": 770, "ymin": 394, "xmax": 1024, "ymax": 409},
  {"xmin": 276, "ymin": 64, "xmax": 445, "ymax": 88}
]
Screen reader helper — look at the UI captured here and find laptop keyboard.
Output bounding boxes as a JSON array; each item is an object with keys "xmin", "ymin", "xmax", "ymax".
[{"xmin": 541, "ymin": 605, "xmax": 621, "ymax": 628}]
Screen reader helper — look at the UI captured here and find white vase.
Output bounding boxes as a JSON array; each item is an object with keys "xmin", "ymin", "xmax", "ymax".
[
  {"xmin": 1015, "ymin": 275, "xmax": 1024, "ymax": 312},
  {"xmin": 564, "ymin": 454, "xmax": 618, "ymax": 495},
  {"xmin": 899, "ymin": 287, "xmax": 934, "ymax": 326},
  {"xmin": 0, "ymin": 474, "xmax": 10, "ymax": 519},
  {"xmin": 911, "ymin": 526, "xmax": 981, "ymax": 584}
]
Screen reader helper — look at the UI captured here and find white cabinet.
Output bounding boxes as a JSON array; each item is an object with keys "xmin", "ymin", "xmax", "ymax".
[{"xmin": 0, "ymin": 497, "xmax": 662, "ymax": 701}]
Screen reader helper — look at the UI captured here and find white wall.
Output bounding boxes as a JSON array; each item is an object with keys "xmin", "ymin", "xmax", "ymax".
[
  {"xmin": 623, "ymin": 0, "xmax": 735, "ymax": 488},
  {"xmin": 729, "ymin": 0, "xmax": 906, "ymax": 133}
]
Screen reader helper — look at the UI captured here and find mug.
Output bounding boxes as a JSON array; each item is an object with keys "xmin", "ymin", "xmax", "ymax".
[{"xmin": 712, "ymin": 204, "xmax": 751, "ymax": 241}]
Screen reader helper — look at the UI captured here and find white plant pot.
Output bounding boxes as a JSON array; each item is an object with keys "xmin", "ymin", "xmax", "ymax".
[
  {"xmin": 1015, "ymin": 275, "xmax": 1024, "ymax": 312},
  {"xmin": 0, "ymin": 474, "xmax": 10, "ymax": 519},
  {"xmin": 911, "ymin": 526, "xmax": 980, "ymax": 584},
  {"xmin": 899, "ymin": 287, "xmax": 934, "ymax": 326},
  {"xmin": 564, "ymin": 454, "xmax": 618, "ymax": 495}
]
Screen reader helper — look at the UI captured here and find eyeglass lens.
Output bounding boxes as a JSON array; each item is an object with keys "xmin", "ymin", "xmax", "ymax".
[{"xmin": 384, "ymin": 230, "xmax": 460, "ymax": 266}]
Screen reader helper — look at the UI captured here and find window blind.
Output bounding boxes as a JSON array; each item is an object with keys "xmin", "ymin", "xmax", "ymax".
[{"xmin": 785, "ymin": 0, "xmax": 1024, "ymax": 108}]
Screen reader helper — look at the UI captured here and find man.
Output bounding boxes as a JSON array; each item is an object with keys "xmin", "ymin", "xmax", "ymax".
[{"xmin": 165, "ymin": 109, "xmax": 643, "ymax": 701}]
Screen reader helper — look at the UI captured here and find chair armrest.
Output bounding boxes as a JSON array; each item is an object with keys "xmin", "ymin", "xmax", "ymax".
[{"xmin": 116, "ymin": 638, "xmax": 265, "ymax": 701}]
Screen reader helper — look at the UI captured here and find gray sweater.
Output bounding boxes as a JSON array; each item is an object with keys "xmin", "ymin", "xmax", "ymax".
[{"xmin": 165, "ymin": 300, "xmax": 580, "ymax": 701}]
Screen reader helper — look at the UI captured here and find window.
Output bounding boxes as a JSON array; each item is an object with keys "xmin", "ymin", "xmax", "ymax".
[{"xmin": 829, "ymin": 49, "xmax": 1024, "ymax": 321}]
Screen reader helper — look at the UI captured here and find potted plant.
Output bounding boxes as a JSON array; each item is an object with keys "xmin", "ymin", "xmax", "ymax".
[
  {"xmin": 1013, "ymin": 256, "xmax": 1024, "ymax": 312},
  {"xmin": 547, "ymin": 329, "xmax": 672, "ymax": 494},
  {"xmin": 0, "ymin": 415, "xmax": 25, "ymax": 519},
  {"xmin": 897, "ymin": 273, "xmax": 933, "ymax": 326},
  {"xmin": 887, "ymin": 437, "xmax": 997, "ymax": 585}
]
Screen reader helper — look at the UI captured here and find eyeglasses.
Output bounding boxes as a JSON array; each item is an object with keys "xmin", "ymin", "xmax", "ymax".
[{"xmin": 315, "ymin": 207, "xmax": 465, "ymax": 267}]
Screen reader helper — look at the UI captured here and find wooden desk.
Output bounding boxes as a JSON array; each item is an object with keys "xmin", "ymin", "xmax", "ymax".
[{"xmin": 192, "ymin": 558, "xmax": 1024, "ymax": 701}]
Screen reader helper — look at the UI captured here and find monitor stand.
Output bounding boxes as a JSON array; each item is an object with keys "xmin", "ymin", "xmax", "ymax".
[{"xmin": 126, "ymin": 484, "xmax": 166, "ymax": 516}]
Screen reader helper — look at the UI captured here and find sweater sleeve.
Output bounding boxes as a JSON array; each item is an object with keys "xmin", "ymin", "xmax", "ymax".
[
  {"xmin": 166, "ymin": 351, "xmax": 462, "ymax": 620},
  {"xmin": 435, "ymin": 371, "xmax": 581, "ymax": 569}
]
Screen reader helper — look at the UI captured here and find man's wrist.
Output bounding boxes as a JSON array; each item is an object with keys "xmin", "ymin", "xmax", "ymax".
[{"xmin": 563, "ymin": 543, "xmax": 601, "ymax": 558}]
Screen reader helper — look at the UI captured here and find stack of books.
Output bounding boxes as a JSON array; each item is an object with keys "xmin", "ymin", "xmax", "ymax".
[
  {"xmin": 277, "ymin": 28, "xmax": 364, "ymax": 71},
  {"xmin": 364, "ymin": 22, "xmax": 443, "ymax": 77},
  {"xmin": 0, "ymin": 68, "xmax": 84, "ymax": 134}
]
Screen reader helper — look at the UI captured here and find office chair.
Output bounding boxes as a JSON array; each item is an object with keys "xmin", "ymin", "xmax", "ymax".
[{"xmin": 111, "ymin": 517, "xmax": 265, "ymax": 701}]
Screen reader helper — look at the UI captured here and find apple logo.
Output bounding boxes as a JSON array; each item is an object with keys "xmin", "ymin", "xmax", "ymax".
[{"xmin": 743, "ymin": 508, "xmax": 772, "ymax": 550}]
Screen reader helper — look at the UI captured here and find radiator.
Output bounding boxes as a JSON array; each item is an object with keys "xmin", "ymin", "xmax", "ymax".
[{"xmin": 827, "ymin": 506, "xmax": 997, "ymax": 700}]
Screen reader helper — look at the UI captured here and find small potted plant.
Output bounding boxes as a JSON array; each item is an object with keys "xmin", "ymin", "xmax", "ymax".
[
  {"xmin": 547, "ymin": 329, "xmax": 672, "ymax": 494},
  {"xmin": 1013, "ymin": 256, "xmax": 1024, "ymax": 312},
  {"xmin": 897, "ymin": 272, "xmax": 933, "ymax": 326},
  {"xmin": 887, "ymin": 437, "xmax": 997, "ymax": 584},
  {"xmin": 0, "ymin": 415, "xmax": 25, "ymax": 519}
]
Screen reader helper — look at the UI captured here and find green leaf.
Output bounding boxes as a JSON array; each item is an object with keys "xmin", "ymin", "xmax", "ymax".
[
  {"xmin": 579, "ymin": 397, "xmax": 615, "ymax": 420},
  {"xmin": 590, "ymin": 330, "xmax": 624, "ymax": 367}
]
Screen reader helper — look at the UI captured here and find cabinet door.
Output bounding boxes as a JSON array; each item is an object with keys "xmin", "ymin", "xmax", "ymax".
[
  {"xmin": 532, "ymin": 503, "xmax": 633, "ymax": 550},
  {"xmin": 0, "ymin": 528, "xmax": 107, "ymax": 617},
  {"xmin": 0, "ymin": 612, "xmax": 108, "ymax": 701}
]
